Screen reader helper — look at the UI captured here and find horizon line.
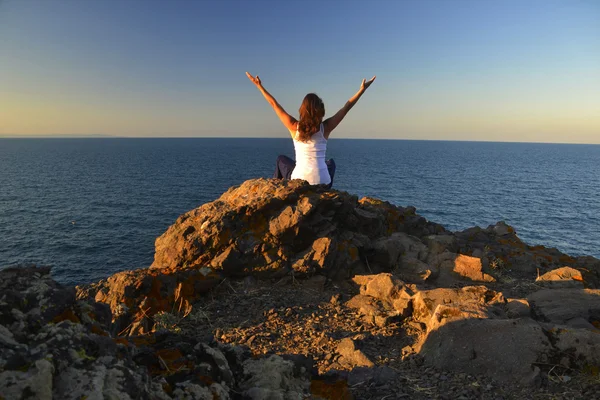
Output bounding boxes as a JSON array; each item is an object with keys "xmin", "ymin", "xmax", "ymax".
[{"xmin": 1, "ymin": 135, "xmax": 600, "ymax": 146}]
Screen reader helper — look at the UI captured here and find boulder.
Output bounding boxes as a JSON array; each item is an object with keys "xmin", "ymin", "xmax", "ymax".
[
  {"xmin": 528, "ymin": 288, "xmax": 600, "ymax": 325},
  {"xmin": 437, "ymin": 254, "xmax": 496, "ymax": 285},
  {"xmin": 550, "ymin": 327, "xmax": 600, "ymax": 369},
  {"xmin": 417, "ymin": 318, "xmax": 550, "ymax": 385},
  {"xmin": 346, "ymin": 273, "xmax": 413, "ymax": 325},
  {"xmin": 535, "ymin": 266, "xmax": 584, "ymax": 288},
  {"xmin": 412, "ymin": 286, "xmax": 506, "ymax": 325},
  {"xmin": 336, "ymin": 338, "xmax": 374, "ymax": 369}
]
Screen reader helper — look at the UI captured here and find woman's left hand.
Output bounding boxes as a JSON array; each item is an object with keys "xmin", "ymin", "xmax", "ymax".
[{"xmin": 246, "ymin": 72, "xmax": 262, "ymax": 87}]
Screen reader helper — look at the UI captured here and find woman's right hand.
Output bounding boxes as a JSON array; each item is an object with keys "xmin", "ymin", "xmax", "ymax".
[
  {"xmin": 246, "ymin": 72, "xmax": 262, "ymax": 87},
  {"xmin": 360, "ymin": 76, "xmax": 376, "ymax": 91}
]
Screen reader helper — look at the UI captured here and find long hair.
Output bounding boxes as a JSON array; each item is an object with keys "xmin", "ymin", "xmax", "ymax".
[{"xmin": 297, "ymin": 93, "xmax": 325, "ymax": 142}]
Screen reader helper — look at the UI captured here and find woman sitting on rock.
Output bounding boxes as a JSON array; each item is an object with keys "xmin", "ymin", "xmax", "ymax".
[{"xmin": 246, "ymin": 72, "xmax": 376, "ymax": 188}]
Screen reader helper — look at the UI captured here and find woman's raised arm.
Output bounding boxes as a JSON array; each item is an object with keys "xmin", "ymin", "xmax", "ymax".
[
  {"xmin": 323, "ymin": 76, "xmax": 376, "ymax": 139},
  {"xmin": 246, "ymin": 72, "xmax": 297, "ymax": 135}
]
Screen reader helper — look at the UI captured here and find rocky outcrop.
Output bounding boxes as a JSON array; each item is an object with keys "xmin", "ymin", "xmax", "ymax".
[
  {"xmin": 0, "ymin": 266, "xmax": 313, "ymax": 400},
  {"xmin": 151, "ymin": 179, "xmax": 445, "ymax": 276},
  {"xmin": 9, "ymin": 178, "xmax": 600, "ymax": 396},
  {"xmin": 77, "ymin": 179, "xmax": 600, "ymax": 338},
  {"xmin": 78, "ymin": 179, "xmax": 447, "ymax": 335}
]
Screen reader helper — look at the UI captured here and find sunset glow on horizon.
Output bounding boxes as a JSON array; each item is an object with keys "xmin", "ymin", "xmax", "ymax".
[{"xmin": 1, "ymin": 0, "xmax": 599, "ymax": 144}]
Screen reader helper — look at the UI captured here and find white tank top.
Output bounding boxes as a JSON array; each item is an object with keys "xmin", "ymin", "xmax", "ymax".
[{"xmin": 290, "ymin": 123, "xmax": 331, "ymax": 185}]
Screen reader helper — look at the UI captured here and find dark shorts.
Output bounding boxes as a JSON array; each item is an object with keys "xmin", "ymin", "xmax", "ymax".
[{"xmin": 273, "ymin": 155, "xmax": 336, "ymax": 189}]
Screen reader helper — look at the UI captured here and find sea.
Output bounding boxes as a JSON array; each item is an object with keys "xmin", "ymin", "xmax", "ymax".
[{"xmin": 1, "ymin": 138, "xmax": 599, "ymax": 285}]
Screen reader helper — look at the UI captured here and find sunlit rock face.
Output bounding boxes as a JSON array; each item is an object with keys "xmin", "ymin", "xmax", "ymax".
[{"xmin": 151, "ymin": 178, "xmax": 445, "ymax": 278}]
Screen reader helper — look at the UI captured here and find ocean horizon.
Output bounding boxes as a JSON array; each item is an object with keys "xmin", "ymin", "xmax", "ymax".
[
  {"xmin": 2, "ymin": 136, "xmax": 600, "ymax": 146},
  {"xmin": 1, "ymin": 137, "xmax": 599, "ymax": 285}
]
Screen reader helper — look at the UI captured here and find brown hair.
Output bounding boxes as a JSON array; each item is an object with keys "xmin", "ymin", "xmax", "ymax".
[{"xmin": 297, "ymin": 93, "xmax": 325, "ymax": 142}]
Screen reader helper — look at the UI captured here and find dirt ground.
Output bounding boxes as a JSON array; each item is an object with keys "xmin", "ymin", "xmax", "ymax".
[{"xmin": 177, "ymin": 276, "xmax": 599, "ymax": 400}]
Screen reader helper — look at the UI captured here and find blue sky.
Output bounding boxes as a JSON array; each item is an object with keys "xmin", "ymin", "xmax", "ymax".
[{"xmin": 1, "ymin": 0, "xmax": 599, "ymax": 143}]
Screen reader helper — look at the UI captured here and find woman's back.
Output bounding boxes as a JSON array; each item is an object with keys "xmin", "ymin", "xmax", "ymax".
[{"xmin": 291, "ymin": 123, "xmax": 331, "ymax": 185}]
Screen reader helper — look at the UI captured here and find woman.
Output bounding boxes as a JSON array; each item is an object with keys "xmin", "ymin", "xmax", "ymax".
[{"xmin": 246, "ymin": 72, "xmax": 376, "ymax": 188}]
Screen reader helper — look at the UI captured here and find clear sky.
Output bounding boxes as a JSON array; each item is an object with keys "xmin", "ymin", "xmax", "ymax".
[{"xmin": 1, "ymin": 0, "xmax": 599, "ymax": 143}]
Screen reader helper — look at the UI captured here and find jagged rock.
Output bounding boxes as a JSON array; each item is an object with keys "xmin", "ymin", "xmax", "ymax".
[
  {"xmin": 151, "ymin": 179, "xmax": 441, "ymax": 278},
  {"xmin": 412, "ymin": 286, "xmax": 506, "ymax": 325},
  {"xmin": 346, "ymin": 274, "xmax": 412, "ymax": 326},
  {"xmin": 456, "ymin": 221, "xmax": 598, "ymax": 280},
  {"xmin": 354, "ymin": 273, "xmax": 412, "ymax": 314},
  {"xmin": 437, "ymin": 253, "xmax": 496, "ymax": 285},
  {"xmin": 345, "ymin": 294, "xmax": 388, "ymax": 326},
  {"xmin": 528, "ymin": 288, "xmax": 600, "ymax": 325},
  {"xmin": 336, "ymin": 338, "xmax": 374, "ymax": 369},
  {"xmin": 535, "ymin": 266, "xmax": 584, "ymax": 288},
  {"xmin": 78, "ymin": 267, "xmax": 221, "ymax": 335},
  {"xmin": 391, "ymin": 232, "xmax": 429, "ymax": 261},
  {"xmin": 0, "ymin": 266, "xmax": 323, "ymax": 400}
]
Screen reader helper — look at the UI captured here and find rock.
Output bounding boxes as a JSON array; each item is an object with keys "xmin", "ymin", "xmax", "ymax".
[
  {"xmin": 0, "ymin": 359, "xmax": 54, "ymax": 400},
  {"xmin": 454, "ymin": 221, "xmax": 599, "ymax": 281},
  {"xmin": 370, "ymin": 235, "xmax": 405, "ymax": 270},
  {"xmin": 345, "ymin": 294, "xmax": 388, "ymax": 326},
  {"xmin": 0, "ymin": 266, "xmax": 326, "ymax": 400},
  {"xmin": 77, "ymin": 267, "xmax": 221, "ymax": 335},
  {"xmin": 535, "ymin": 266, "xmax": 584, "ymax": 288},
  {"xmin": 349, "ymin": 273, "xmax": 412, "ymax": 321},
  {"xmin": 506, "ymin": 298, "xmax": 530, "ymax": 319},
  {"xmin": 412, "ymin": 286, "xmax": 506, "ymax": 325},
  {"xmin": 437, "ymin": 254, "xmax": 496, "ymax": 285},
  {"xmin": 336, "ymin": 338, "xmax": 374, "ymax": 369},
  {"xmin": 392, "ymin": 232, "xmax": 429, "ymax": 261},
  {"xmin": 151, "ymin": 179, "xmax": 443, "ymax": 277},
  {"xmin": 417, "ymin": 318, "xmax": 551, "ymax": 385},
  {"xmin": 352, "ymin": 273, "xmax": 406, "ymax": 303},
  {"xmin": 425, "ymin": 234, "xmax": 458, "ymax": 255},
  {"xmin": 491, "ymin": 221, "xmax": 515, "ymax": 236},
  {"xmin": 528, "ymin": 288, "xmax": 600, "ymax": 325},
  {"xmin": 549, "ymin": 326, "xmax": 600, "ymax": 368},
  {"xmin": 564, "ymin": 317, "xmax": 597, "ymax": 330},
  {"xmin": 8, "ymin": 179, "xmax": 600, "ymax": 395},
  {"xmin": 397, "ymin": 256, "xmax": 437, "ymax": 283},
  {"xmin": 240, "ymin": 355, "xmax": 311, "ymax": 399}
]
